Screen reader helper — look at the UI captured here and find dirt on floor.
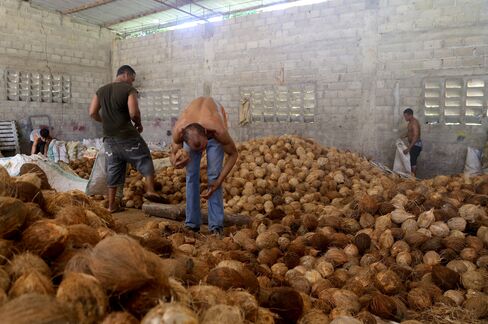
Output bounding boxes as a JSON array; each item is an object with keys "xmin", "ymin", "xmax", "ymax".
[{"xmin": 113, "ymin": 208, "xmax": 210, "ymax": 234}]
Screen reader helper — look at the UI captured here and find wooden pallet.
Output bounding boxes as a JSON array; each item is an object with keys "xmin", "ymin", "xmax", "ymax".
[{"xmin": 0, "ymin": 121, "xmax": 20, "ymax": 154}]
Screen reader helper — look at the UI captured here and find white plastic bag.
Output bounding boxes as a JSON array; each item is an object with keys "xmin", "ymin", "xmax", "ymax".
[
  {"xmin": 85, "ymin": 146, "xmax": 108, "ymax": 196},
  {"xmin": 392, "ymin": 139, "xmax": 412, "ymax": 177},
  {"xmin": 464, "ymin": 147, "xmax": 482, "ymax": 176}
]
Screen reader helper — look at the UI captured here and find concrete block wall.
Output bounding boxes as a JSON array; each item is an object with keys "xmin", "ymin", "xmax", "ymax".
[
  {"xmin": 0, "ymin": 0, "xmax": 113, "ymax": 152},
  {"xmin": 116, "ymin": 0, "xmax": 484, "ymax": 177}
]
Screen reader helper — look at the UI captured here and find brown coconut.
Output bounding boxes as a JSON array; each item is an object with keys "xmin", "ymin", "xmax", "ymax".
[
  {"xmin": 407, "ymin": 287, "xmax": 432, "ymax": 310},
  {"xmin": 44, "ymin": 190, "xmax": 92, "ymax": 214},
  {"xmin": 431, "ymin": 265, "xmax": 460, "ymax": 290},
  {"xmin": 21, "ymin": 220, "xmax": 68, "ymax": 260},
  {"xmin": 228, "ymin": 290, "xmax": 259, "ymax": 322},
  {"xmin": 188, "ymin": 285, "xmax": 227, "ymax": 311},
  {"xmin": 374, "ymin": 270, "xmax": 404, "ymax": 295},
  {"xmin": 263, "ymin": 287, "xmax": 304, "ymax": 324},
  {"xmin": 88, "ymin": 235, "xmax": 154, "ymax": 293},
  {"xmin": 354, "ymin": 233, "xmax": 371, "ymax": 255},
  {"xmin": 464, "ymin": 296, "xmax": 488, "ymax": 319},
  {"xmin": 119, "ymin": 255, "xmax": 171, "ymax": 319},
  {"xmin": 141, "ymin": 303, "xmax": 198, "ymax": 324},
  {"xmin": 201, "ymin": 304, "xmax": 244, "ymax": 324},
  {"xmin": 358, "ymin": 194, "xmax": 378, "ymax": 214},
  {"xmin": 64, "ymin": 248, "xmax": 92, "ymax": 275},
  {"xmin": 102, "ymin": 312, "xmax": 139, "ymax": 324},
  {"xmin": 19, "ymin": 164, "xmax": 51, "ymax": 189},
  {"xmin": 7, "ymin": 252, "xmax": 51, "ymax": 281},
  {"xmin": 67, "ymin": 224, "xmax": 101, "ymax": 248},
  {"xmin": 13, "ymin": 175, "xmax": 45, "ymax": 206},
  {"xmin": 0, "ymin": 239, "xmax": 14, "ymax": 264},
  {"xmin": 138, "ymin": 230, "xmax": 173, "ymax": 257},
  {"xmin": 0, "ymin": 293, "xmax": 77, "ymax": 323},
  {"xmin": 8, "ymin": 270, "xmax": 54, "ymax": 298},
  {"xmin": 206, "ymin": 266, "xmax": 258, "ymax": 293},
  {"xmin": 0, "ymin": 197, "xmax": 27, "ymax": 239},
  {"xmin": 22, "ymin": 202, "xmax": 47, "ymax": 230},
  {"xmin": 56, "ymin": 272, "xmax": 107, "ymax": 324},
  {"xmin": 0, "ymin": 267, "xmax": 9, "ymax": 292},
  {"xmin": 55, "ymin": 206, "xmax": 88, "ymax": 225},
  {"xmin": 368, "ymin": 293, "xmax": 400, "ymax": 321}
]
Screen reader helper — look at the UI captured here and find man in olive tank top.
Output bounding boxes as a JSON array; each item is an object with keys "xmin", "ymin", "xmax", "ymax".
[{"xmin": 89, "ymin": 65, "xmax": 164, "ymax": 212}]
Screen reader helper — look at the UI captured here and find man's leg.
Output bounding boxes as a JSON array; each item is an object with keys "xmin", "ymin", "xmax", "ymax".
[
  {"xmin": 104, "ymin": 139, "xmax": 127, "ymax": 212},
  {"xmin": 410, "ymin": 146, "xmax": 421, "ymax": 177},
  {"xmin": 206, "ymin": 139, "xmax": 224, "ymax": 232},
  {"xmin": 185, "ymin": 143, "xmax": 202, "ymax": 230}
]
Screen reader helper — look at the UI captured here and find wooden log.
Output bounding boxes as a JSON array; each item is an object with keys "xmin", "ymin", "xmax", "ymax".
[{"xmin": 142, "ymin": 202, "xmax": 251, "ymax": 226}]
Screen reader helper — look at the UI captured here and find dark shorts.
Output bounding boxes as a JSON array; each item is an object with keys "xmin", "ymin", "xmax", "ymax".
[
  {"xmin": 104, "ymin": 136, "xmax": 154, "ymax": 187},
  {"xmin": 410, "ymin": 145, "xmax": 422, "ymax": 167}
]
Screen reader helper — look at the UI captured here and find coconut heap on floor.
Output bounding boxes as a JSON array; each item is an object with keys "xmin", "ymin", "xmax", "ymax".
[{"xmin": 2, "ymin": 135, "xmax": 487, "ymax": 323}]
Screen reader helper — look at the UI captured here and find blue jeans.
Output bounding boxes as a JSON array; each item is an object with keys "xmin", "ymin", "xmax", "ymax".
[{"xmin": 184, "ymin": 138, "xmax": 224, "ymax": 231}]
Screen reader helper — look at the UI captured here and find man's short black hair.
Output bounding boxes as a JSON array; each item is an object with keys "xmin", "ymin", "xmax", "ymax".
[
  {"xmin": 182, "ymin": 123, "xmax": 206, "ymax": 143},
  {"xmin": 117, "ymin": 65, "xmax": 136, "ymax": 76},
  {"xmin": 40, "ymin": 128, "xmax": 49, "ymax": 138},
  {"xmin": 403, "ymin": 108, "xmax": 414, "ymax": 115}
]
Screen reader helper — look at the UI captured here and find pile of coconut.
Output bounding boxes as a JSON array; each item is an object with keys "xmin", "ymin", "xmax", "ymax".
[
  {"xmin": 69, "ymin": 158, "xmax": 95, "ymax": 179},
  {"xmin": 4, "ymin": 136, "xmax": 487, "ymax": 323}
]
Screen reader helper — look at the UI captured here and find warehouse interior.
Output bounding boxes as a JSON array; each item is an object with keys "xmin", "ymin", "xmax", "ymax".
[{"xmin": 0, "ymin": 0, "xmax": 488, "ymax": 322}]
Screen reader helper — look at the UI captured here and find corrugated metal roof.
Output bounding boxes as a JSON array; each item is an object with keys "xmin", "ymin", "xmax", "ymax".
[{"xmin": 30, "ymin": 0, "xmax": 290, "ymax": 37}]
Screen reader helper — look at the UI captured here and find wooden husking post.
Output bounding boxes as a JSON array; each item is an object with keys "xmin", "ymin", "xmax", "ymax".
[{"xmin": 142, "ymin": 202, "xmax": 251, "ymax": 226}]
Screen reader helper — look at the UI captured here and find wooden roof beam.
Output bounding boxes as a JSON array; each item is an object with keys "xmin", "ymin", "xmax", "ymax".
[{"xmin": 62, "ymin": 0, "xmax": 116, "ymax": 15}]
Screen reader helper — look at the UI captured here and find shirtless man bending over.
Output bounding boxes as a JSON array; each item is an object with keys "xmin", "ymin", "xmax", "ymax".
[
  {"xmin": 171, "ymin": 97, "xmax": 238, "ymax": 235},
  {"xmin": 403, "ymin": 108, "xmax": 422, "ymax": 177}
]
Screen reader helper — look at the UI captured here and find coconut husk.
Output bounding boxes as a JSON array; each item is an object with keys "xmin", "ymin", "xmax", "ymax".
[
  {"xmin": 374, "ymin": 270, "xmax": 404, "ymax": 295},
  {"xmin": 0, "ymin": 239, "xmax": 14, "ymax": 264},
  {"xmin": 232, "ymin": 230, "xmax": 257, "ymax": 252},
  {"xmin": 88, "ymin": 235, "xmax": 154, "ymax": 293},
  {"xmin": 227, "ymin": 290, "xmax": 259, "ymax": 322},
  {"xmin": 464, "ymin": 296, "xmax": 488, "ymax": 319},
  {"xmin": 0, "ymin": 267, "xmax": 10, "ymax": 292},
  {"xmin": 87, "ymin": 205, "xmax": 114, "ymax": 228},
  {"xmin": 141, "ymin": 302, "xmax": 198, "ymax": 324},
  {"xmin": 302, "ymin": 214, "xmax": 318, "ymax": 231},
  {"xmin": 12, "ymin": 174, "xmax": 45, "ymax": 206},
  {"xmin": 67, "ymin": 224, "xmax": 101, "ymax": 248},
  {"xmin": 0, "ymin": 197, "xmax": 27, "ymax": 239},
  {"xmin": 8, "ymin": 270, "xmax": 54, "ymax": 298},
  {"xmin": 431, "ymin": 265, "xmax": 460, "ymax": 290},
  {"xmin": 22, "ymin": 202, "xmax": 47, "ymax": 230},
  {"xmin": 206, "ymin": 266, "xmax": 258, "ymax": 293},
  {"xmin": 21, "ymin": 220, "xmax": 68, "ymax": 260},
  {"xmin": 262, "ymin": 287, "xmax": 304, "ymax": 324},
  {"xmin": 409, "ymin": 303, "xmax": 484, "ymax": 324},
  {"xmin": 354, "ymin": 233, "xmax": 371, "ymax": 255},
  {"xmin": 19, "ymin": 164, "xmax": 51, "ymax": 190},
  {"xmin": 188, "ymin": 285, "xmax": 227, "ymax": 312},
  {"xmin": 358, "ymin": 194, "xmax": 378, "ymax": 214},
  {"xmin": 201, "ymin": 304, "xmax": 244, "ymax": 324},
  {"xmin": 368, "ymin": 293, "xmax": 402, "ymax": 321},
  {"xmin": 7, "ymin": 252, "xmax": 51, "ymax": 281},
  {"xmin": 56, "ymin": 272, "xmax": 108, "ymax": 324},
  {"xmin": 408, "ymin": 287, "xmax": 432, "ymax": 310},
  {"xmin": 55, "ymin": 206, "xmax": 88, "ymax": 226},
  {"xmin": 44, "ymin": 190, "xmax": 92, "ymax": 214},
  {"xmin": 119, "ymin": 258, "xmax": 171, "ymax": 319},
  {"xmin": 102, "ymin": 312, "xmax": 139, "ymax": 324},
  {"xmin": 258, "ymin": 248, "xmax": 282, "ymax": 266},
  {"xmin": 136, "ymin": 229, "xmax": 173, "ymax": 257},
  {"xmin": 0, "ymin": 293, "xmax": 77, "ymax": 323},
  {"xmin": 64, "ymin": 248, "xmax": 93, "ymax": 275}
]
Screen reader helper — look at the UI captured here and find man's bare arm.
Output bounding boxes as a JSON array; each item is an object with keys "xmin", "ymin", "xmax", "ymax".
[
  {"xmin": 214, "ymin": 130, "xmax": 238, "ymax": 185},
  {"xmin": 128, "ymin": 93, "xmax": 142, "ymax": 132},
  {"xmin": 31, "ymin": 137, "xmax": 38, "ymax": 155},
  {"xmin": 88, "ymin": 95, "xmax": 102, "ymax": 122}
]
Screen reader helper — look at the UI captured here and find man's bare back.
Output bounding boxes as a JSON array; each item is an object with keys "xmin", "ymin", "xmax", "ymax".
[{"xmin": 407, "ymin": 117, "xmax": 421, "ymax": 145}]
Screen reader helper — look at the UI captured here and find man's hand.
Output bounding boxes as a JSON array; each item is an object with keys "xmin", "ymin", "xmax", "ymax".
[
  {"xmin": 403, "ymin": 148, "xmax": 410, "ymax": 155},
  {"xmin": 135, "ymin": 124, "xmax": 143, "ymax": 133},
  {"xmin": 201, "ymin": 181, "xmax": 221, "ymax": 199},
  {"xmin": 171, "ymin": 148, "xmax": 190, "ymax": 169}
]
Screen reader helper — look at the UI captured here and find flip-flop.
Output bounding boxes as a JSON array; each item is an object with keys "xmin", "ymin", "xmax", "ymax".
[
  {"xmin": 109, "ymin": 205, "xmax": 126, "ymax": 213},
  {"xmin": 143, "ymin": 193, "xmax": 168, "ymax": 204}
]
